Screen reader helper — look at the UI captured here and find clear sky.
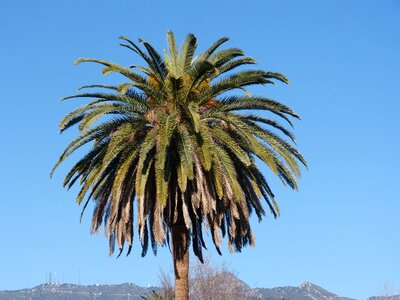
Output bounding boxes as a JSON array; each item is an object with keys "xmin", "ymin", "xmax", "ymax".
[{"xmin": 0, "ymin": 1, "xmax": 399, "ymax": 299}]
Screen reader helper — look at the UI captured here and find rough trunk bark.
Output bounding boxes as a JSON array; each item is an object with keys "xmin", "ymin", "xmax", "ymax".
[{"xmin": 172, "ymin": 224, "xmax": 190, "ymax": 300}]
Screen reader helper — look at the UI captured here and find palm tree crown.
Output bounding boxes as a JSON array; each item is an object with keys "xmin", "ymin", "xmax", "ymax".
[{"xmin": 52, "ymin": 32, "xmax": 306, "ymax": 263}]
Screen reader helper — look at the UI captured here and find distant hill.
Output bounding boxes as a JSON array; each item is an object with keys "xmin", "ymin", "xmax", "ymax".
[
  {"xmin": 254, "ymin": 281, "xmax": 354, "ymax": 300},
  {"xmin": 368, "ymin": 297, "xmax": 400, "ymax": 300},
  {"xmin": 1, "ymin": 281, "xmax": 399, "ymax": 299},
  {"xmin": 0, "ymin": 283, "xmax": 160, "ymax": 300}
]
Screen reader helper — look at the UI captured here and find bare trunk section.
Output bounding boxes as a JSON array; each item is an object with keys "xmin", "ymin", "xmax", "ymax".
[{"xmin": 172, "ymin": 224, "xmax": 189, "ymax": 300}]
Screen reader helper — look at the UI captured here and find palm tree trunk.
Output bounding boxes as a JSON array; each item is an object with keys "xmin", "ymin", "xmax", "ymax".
[{"xmin": 172, "ymin": 224, "xmax": 189, "ymax": 300}]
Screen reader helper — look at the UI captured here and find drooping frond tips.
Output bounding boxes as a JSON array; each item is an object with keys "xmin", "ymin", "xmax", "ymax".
[
  {"xmin": 126, "ymin": 245, "xmax": 132, "ymax": 257},
  {"xmin": 79, "ymin": 198, "xmax": 91, "ymax": 223},
  {"xmin": 218, "ymin": 37, "xmax": 230, "ymax": 44},
  {"xmin": 50, "ymin": 158, "xmax": 62, "ymax": 178},
  {"xmin": 118, "ymin": 35, "xmax": 138, "ymax": 47},
  {"xmin": 288, "ymin": 108, "xmax": 301, "ymax": 120},
  {"xmin": 204, "ymin": 37, "xmax": 230, "ymax": 58},
  {"xmin": 239, "ymin": 87, "xmax": 253, "ymax": 96},
  {"xmin": 73, "ymin": 58, "xmax": 112, "ymax": 70},
  {"xmin": 77, "ymin": 84, "xmax": 118, "ymax": 91},
  {"xmin": 73, "ymin": 58, "xmax": 86, "ymax": 65},
  {"xmin": 116, "ymin": 247, "xmax": 124, "ymax": 258},
  {"xmin": 267, "ymin": 72, "xmax": 290, "ymax": 84}
]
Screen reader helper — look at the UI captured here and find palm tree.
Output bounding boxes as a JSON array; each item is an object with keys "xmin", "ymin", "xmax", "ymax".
[{"xmin": 52, "ymin": 31, "xmax": 306, "ymax": 300}]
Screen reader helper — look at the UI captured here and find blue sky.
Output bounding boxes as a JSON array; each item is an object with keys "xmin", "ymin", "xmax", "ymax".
[{"xmin": 0, "ymin": 1, "xmax": 399, "ymax": 299}]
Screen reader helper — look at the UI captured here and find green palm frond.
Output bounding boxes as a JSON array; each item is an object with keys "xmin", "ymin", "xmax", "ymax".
[{"xmin": 178, "ymin": 33, "xmax": 197, "ymax": 74}]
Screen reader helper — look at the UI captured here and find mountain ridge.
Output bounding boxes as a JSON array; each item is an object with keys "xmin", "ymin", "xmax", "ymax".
[{"xmin": 0, "ymin": 281, "xmax": 398, "ymax": 300}]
